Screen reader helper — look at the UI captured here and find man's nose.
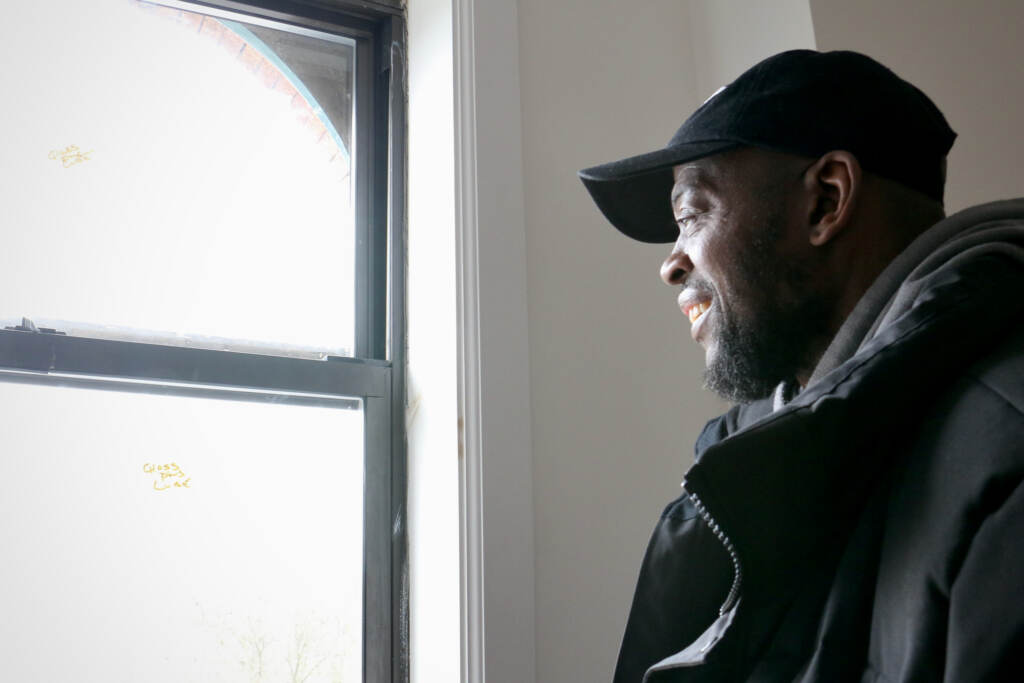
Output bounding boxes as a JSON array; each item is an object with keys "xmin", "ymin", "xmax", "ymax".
[{"xmin": 660, "ymin": 244, "xmax": 693, "ymax": 286}]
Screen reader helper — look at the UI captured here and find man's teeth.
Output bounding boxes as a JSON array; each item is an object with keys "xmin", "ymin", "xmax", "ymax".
[{"xmin": 688, "ymin": 301, "xmax": 710, "ymax": 324}]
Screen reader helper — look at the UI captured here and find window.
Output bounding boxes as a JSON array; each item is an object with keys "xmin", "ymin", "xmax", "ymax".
[{"xmin": 0, "ymin": 1, "xmax": 406, "ymax": 681}]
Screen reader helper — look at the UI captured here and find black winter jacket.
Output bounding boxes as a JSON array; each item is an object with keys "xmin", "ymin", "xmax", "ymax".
[{"xmin": 613, "ymin": 200, "xmax": 1024, "ymax": 683}]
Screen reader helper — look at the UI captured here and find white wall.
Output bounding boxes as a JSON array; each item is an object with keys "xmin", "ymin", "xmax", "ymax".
[
  {"xmin": 408, "ymin": 1, "xmax": 537, "ymax": 682},
  {"xmin": 809, "ymin": 0, "xmax": 1024, "ymax": 212},
  {"xmin": 516, "ymin": 2, "xmax": 814, "ymax": 682},
  {"xmin": 406, "ymin": 0, "xmax": 461, "ymax": 681},
  {"xmin": 686, "ymin": 0, "xmax": 817, "ymax": 96},
  {"xmin": 453, "ymin": 0, "xmax": 538, "ymax": 681},
  {"xmin": 517, "ymin": 3, "xmax": 707, "ymax": 680}
]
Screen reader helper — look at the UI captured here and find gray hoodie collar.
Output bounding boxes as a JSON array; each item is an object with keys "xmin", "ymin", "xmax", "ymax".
[{"xmin": 778, "ymin": 198, "xmax": 1024, "ymax": 407}]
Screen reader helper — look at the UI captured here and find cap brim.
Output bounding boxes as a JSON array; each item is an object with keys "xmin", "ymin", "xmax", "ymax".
[{"xmin": 578, "ymin": 140, "xmax": 738, "ymax": 243}]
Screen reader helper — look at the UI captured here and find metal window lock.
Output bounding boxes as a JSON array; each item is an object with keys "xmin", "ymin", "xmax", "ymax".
[{"xmin": 3, "ymin": 318, "xmax": 66, "ymax": 335}]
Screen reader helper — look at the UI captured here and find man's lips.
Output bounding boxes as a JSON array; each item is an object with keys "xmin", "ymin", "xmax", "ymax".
[
  {"xmin": 678, "ymin": 291, "xmax": 713, "ymax": 341},
  {"xmin": 686, "ymin": 301, "xmax": 710, "ymax": 324}
]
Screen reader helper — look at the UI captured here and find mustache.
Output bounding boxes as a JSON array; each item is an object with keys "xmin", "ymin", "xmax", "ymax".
[{"xmin": 681, "ymin": 276, "xmax": 716, "ymax": 302}]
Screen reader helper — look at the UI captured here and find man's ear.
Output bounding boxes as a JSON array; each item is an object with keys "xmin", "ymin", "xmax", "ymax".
[{"xmin": 803, "ymin": 150, "xmax": 861, "ymax": 246}]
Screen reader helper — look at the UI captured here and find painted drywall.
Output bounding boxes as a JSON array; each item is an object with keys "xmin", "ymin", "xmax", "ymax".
[
  {"xmin": 809, "ymin": 0, "xmax": 1024, "ymax": 212},
  {"xmin": 408, "ymin": 1, "xmax": 538, "ymax": 681},
  {"xmin": 458, "ymin": 1, "xmax": 539, "ymax": 682},
  {"xmin": 686, "ymin": 0, "xmax": 818, "ymax": 97},
  {"xmin": 516, "ymin": 1, "xmax": 815, "ymax": 681},
  {"xmin": 406, "ymin": 0, "xmax": 461, "ymax": 680}
]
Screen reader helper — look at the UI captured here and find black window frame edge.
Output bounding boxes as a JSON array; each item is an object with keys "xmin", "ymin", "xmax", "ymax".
[{"xmin": 0, "ymin": 2, "xmax": 408, "ymax": 682}]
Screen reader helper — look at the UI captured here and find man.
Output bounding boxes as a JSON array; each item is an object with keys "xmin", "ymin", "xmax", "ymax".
[{"xmin": 579, "ymin": 50, "xmax": 1024, "ymax": 682}]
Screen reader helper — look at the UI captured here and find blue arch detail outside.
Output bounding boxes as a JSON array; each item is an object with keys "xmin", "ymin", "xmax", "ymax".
[{"xmin": 221, "ymin": 19, "xmax": 351, "ymax": 165}]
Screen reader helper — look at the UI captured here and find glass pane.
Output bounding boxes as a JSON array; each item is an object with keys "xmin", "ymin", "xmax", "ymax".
[
  {"xmin": 0, "ymin": 382, "xmax": 363, "ymax": 682},
  {"xmin": 0, "ymin": 1, "xmax": 356, "ymax": 355}
]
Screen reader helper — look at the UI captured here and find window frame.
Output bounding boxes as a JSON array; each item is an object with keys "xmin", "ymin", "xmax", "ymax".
[{"xmin": 0, "ymin": 1, "xmax": 408, "ymax": 681}]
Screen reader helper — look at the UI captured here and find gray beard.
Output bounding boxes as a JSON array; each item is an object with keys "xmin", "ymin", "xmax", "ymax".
[{"xmin": 703, "ymin": 292, "xmax": 830, "ymax": 404}]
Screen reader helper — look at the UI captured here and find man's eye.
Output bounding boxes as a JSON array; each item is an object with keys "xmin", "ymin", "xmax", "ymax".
[{"xmin": 676, "ymin": 213, "xmax": 700, "ymax": 234}]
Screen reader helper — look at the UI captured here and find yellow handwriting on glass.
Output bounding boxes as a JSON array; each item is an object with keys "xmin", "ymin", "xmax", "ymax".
[
  {"xmin": 49, "ymin": 145, "xmax": 93, "ymax": 168},
  {"xmin": 144, "ymin": 462, "xmax": 192, "ymax": 491}
]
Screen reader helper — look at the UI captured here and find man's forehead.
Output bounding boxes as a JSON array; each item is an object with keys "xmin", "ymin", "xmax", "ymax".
[
  {"xmin": 672, "ymin": 146, "xmax": 760, "ymax": 184},
  {"xmin": 670, "ymin": 160, "xmax": 720, "ymax": 206},
  {"xmin": 671, "ymin": 147, "xmax": 800, "ymax": 203},
  {"xmin": 672, "ymin": 161, "xmax": 718, "ymax": 186}
]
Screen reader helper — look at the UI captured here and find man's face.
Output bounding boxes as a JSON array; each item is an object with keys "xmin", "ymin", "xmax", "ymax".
[{"xmin": 662, "ymin": 148, "xmax": 830, "ymax": 403}]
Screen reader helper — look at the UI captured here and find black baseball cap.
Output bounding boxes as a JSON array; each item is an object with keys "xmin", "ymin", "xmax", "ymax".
[{"xmin": 578, "ymin": 49, "xmax": 957, "ymax": 243}]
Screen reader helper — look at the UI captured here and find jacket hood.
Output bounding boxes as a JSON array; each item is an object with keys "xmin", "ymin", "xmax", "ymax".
[{"xmin": 811, "ymin": 198, "xmax": 1024, "ymax": 385}]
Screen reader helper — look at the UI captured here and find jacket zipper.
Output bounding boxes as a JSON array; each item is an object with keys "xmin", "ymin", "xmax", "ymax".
[{"xmin": 686, "ymin": 487, "xmax": 742, "ymax": 616}]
